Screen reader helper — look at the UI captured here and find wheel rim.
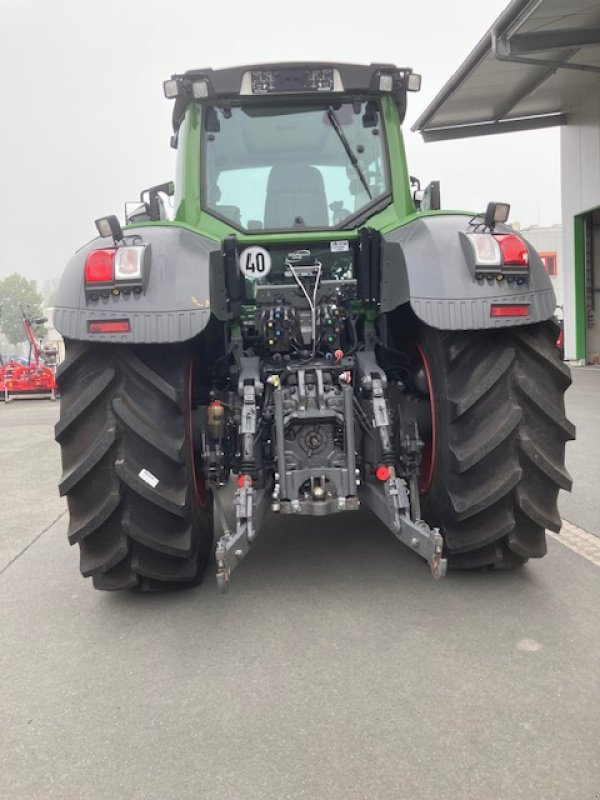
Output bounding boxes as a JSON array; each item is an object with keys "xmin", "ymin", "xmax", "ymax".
[
  {"xmin": 189, "ymin": 357, "xmax": 208, "ymax": 507},
  {"xmin": 416, "ymin": 343, "xmax": 436, "ymax": 494}
]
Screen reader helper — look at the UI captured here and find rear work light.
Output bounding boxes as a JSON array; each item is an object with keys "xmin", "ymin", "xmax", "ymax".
[
  {"xmin": 88, "ymin": 320, "xmax": 131, "ymax": 333},
  {"xmin": 461, "ymin": 232, "xmax": 529, "ymax": 278},
  {"xmin": 490, "ymin": 304, "xmax": 530, "ymax": 318}
]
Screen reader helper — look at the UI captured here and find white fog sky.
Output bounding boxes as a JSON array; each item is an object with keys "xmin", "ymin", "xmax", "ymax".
[{"xmin": 0, "ymin": 0, "xmax": 561, "ymax": 289}]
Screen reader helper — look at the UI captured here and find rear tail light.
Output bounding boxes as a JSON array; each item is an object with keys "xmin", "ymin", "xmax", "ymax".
[
  {"xmin": 461, "ymin": 232, "xmax": 529, "ymax": 278},
  {"xmin": 85, "ymin": 249, "xmax": 116, "ymax": 283},
  {"xmin": 494, "ymin": 234, "xmax": 529, "ymax": 268},
  {"xmin": 85, "ymin": 244, "xmax": 148, "ymax": 290}
]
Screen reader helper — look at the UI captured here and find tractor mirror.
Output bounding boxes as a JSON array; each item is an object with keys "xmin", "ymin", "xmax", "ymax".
[
  {"xmin": 205, "ymin": 107, "xmax": 221, "ymax": 133},
  {"xmin": 133, "ymin": 181, "xmax": 175, "ymax": 222},
  {"xmin": 422, "ymin": 181, "xmax": 441, "ymax": 211},
  {"xmin": 125, "ymin": 201, "xmax": 152, "ymax": 225},
  {"xmin": 412, "ymin": 180, "xmax": 440, "ymax": 211},
  {"xmin": 362, "ymin": 101, "xmax": 378, "ymax": 128}
]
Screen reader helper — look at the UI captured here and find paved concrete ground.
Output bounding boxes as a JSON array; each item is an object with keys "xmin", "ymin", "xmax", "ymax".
[
  {"xmin": 1, "ymin": 371, "xmax": 599, "ymax": 800},
  {"xmin": 0, "ymin": 399, "xmax": 65, "ymax": 572},
  {"xmin": 559, "ymin": 366, "xmax": 600, "ymax": 535}
]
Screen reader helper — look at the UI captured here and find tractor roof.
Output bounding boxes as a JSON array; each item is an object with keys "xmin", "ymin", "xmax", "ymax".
[{"xmin": 164, "ymin": 62, "xmax": 421, "ymax": 134}]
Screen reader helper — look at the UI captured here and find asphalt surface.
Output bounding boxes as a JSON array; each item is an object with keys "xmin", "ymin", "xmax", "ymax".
[{"xmin": 1, "ymin": 369, "xmax": 599, "ymax": 800}]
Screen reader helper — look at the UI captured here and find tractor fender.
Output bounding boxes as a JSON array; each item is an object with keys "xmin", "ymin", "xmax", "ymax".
[
  {"xmin": 381, "ymin": 215, "xmax": 556, "ymax": 329},
  {"xmin": 53, "ymin": 225, "xmax": 226, "ymax": 344}
]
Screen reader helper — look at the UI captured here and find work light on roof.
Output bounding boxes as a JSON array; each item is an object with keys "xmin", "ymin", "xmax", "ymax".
[
  {"xmin": 379, "ymin": 74, "xmax": 394, "ymax": 92},
  {"xmin": 192, "ymin": 80, "xmax": 209, "ymax": 99},
  {"xmin": 163, "ymin": 79, "xmax": 180, "ymax": 99},
  {"xmin": 406, "ymin": 73, "xmax": 422, "ymax": 92}
]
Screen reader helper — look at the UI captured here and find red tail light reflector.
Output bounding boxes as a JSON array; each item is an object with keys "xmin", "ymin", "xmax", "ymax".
[
  {"xmin": 494, "ymin": 234, "xmax": 528, "ymax": 267},
  {"xmin": 375, "ymin": 465, "xmax": 391, "ymax": 481},
  {"xmin": 490, "ymin": 304, "xmax": 529, "ymax": 318},
  {"xmin": 88, "ymin": 320, "xmax": 131, "ymax": 333},
  {"xmin": 85, "ymin": 249, "xmax": 116, "ymax": 283}
]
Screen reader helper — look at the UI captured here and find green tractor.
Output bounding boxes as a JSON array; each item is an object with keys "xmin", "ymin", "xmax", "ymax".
[{"xmin": 54, "ymin": 63, "xmax": 574, "ymax": 592}]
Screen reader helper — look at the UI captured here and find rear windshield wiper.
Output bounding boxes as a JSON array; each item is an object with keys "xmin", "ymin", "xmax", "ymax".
[{"xmin": 326, "ymin": 106, "xmax": 372, "ymax": 200}]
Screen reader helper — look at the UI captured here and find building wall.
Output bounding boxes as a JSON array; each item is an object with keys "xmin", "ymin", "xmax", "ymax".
[
  {"xmin": 517, "ymin": 224, "xmax": 563, "ymax": 312},
  {"xmin": 561, "ymin": 90, "xmax": 600, "ymax": 362},
  {"xmin": 589, "ymin": 214, "xmax": 600, "ymax": 362}
]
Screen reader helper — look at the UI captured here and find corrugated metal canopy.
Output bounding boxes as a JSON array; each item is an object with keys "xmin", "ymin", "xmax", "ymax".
[{"xmin": 413, "ymin": 0, "xmax": 600, "ymax": 141}]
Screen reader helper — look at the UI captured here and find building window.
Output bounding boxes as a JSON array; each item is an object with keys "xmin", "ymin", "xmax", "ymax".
[{"xmin": 540, "ymin": 252, "xmax": 558, "ymax": 277}]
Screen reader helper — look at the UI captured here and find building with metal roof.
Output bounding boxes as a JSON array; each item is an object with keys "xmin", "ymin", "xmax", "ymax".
[{"xmin": 413, "ymin": 0, "xmax": 600, "ymax": 363}]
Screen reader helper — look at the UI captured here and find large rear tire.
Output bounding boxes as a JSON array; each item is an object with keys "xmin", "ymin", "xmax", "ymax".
[
  {"xmin": 55, "ymin": 341, "xmax": 213, "ymax": 591},
  {"xmin": 416, "ymin": 320, "xmax": 575, "ymax": 569}
]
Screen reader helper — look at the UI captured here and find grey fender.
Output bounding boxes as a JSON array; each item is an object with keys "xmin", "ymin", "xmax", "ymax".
[
  {"xmin": 381, "ymin": 215, "xmax": 556, "ymax": 329},
  {"xmin": 53, "ymin": 225, "xmax": 226, "ymax": 344}
]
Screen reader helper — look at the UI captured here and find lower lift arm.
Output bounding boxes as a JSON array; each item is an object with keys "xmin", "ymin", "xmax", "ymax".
[{"xmin": 355, "ymin": 350, "xmax": 446, "ymax": 580}]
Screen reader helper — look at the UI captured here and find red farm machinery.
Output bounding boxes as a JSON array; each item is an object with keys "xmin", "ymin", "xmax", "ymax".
[{"xmin": 0, "ymin": 307, "xmax": 58, "ymax": 401}]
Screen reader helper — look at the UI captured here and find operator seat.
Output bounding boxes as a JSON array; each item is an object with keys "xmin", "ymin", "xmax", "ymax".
[
  {"xmin": 264, "ymin": 165, "xmax": 329, "ymax": 229},
  {"xmin": 209, "ymin": 184, "xmax": 242, "ymax": 227}
]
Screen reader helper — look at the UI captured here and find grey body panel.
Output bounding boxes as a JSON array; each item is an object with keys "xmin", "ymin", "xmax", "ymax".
[
  {"xmin": 54, "ymin": 225, "xmax": 225, "ymax": 344},
  {"xmin": 382, "ymin": 215, "xmax": 556, "ymax": 329}
]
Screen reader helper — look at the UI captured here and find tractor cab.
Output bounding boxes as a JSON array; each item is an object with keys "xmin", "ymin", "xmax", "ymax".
[{"xmin": 163, "ymin": 63, "xmax": 421, "ymax": 237}]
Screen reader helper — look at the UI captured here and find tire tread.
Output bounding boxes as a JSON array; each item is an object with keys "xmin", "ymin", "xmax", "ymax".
[
  {"xmin": 56, "ymin": 341, "xmax": 212, "ymax": 591},
  {"xmin": 419, "ymin": 320, "xmax": 573, "ymax": 569}
]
